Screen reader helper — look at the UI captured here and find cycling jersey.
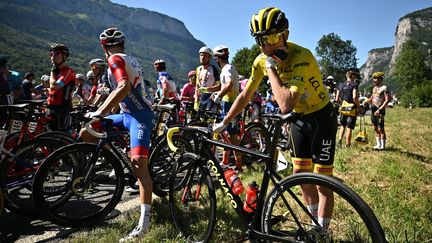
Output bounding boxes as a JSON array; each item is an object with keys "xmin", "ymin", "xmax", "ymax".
[
  {"xmin": 180, "ymin": 83, "xmax": 195, "ymax": 101},
  {"xmin": 195, "ymin": 64, "xmax": 220, "ymax": 109},
  {"xmin": 47, "ymin": 66, "xmax": 75, "ymax": 107},
  {"xmin": 220, "ymin": 64, "xmax": 239, "ymax": 102},
  {"xmin": 107, "ymin": 53, "xmax": 153, "ymax": 113},
  {"xmin": 337, "ymin": 81, "xmax": 358, "ymax": 104},
  {"xmin": 244, "ymin": 41, "xmax": 330, "ymax": 115},
  {"xmin": 157, "ymin": 71, "xmax": 178, "ymax": 99},
  {"xmin": 106, "ymin": 53, "xmax": 154, "ymax": 158}
]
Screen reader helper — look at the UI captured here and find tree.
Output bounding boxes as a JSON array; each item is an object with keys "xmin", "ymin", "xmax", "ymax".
[
  {"xmin": 315, "ymin": 33, "xmax": 358, "ymax": 83},
  {"xmin": 394, "ymin": 39, "xmax": 431, "ymax": 92},
  {"xmin": 232, "ymin": 45, "xmax": 261, "ymax": 78}
]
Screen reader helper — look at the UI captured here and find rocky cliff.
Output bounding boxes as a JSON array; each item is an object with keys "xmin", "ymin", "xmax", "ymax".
[{"xmin": 360, "ymin": 7, "xmax": 432, "ymax": 81}]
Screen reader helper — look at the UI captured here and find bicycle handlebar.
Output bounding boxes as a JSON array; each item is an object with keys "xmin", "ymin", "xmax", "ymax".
[
  {"xmin": 84, "ymin": 118, "xmax": 108, "ymax": 139},
  {"xmin": 166, "ymin": 127, "xmax": 180, "ymax": 152}
]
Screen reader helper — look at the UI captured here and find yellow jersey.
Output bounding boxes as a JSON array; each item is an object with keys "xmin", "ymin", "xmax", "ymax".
[{"xmin": 244, "ymin": 41, "xmax": 330, "ymax": 115}]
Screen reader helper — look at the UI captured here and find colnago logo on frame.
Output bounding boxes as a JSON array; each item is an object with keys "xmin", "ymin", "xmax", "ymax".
[{"xmin": 207, "ymin": 160, "xmax": 238, "ymax": 209}]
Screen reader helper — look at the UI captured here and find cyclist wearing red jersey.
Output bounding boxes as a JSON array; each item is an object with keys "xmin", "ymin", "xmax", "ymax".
[
  {"xmin": 214, "ymin": 7, "xmax": 337, "ymax": 231},
  {"xmin": 47, "ymin": 43, "xmax": 76, "ymax": 131},
  {"xmin": 81, "ymin": 28, "xmax": 155, "ymax": 241}
]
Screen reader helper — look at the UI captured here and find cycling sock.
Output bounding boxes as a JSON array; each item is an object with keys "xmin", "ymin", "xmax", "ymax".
[
  {"xmin": 138, "ymin": 204, "xmax": 151, "ymax": 229},
  {"xmin": 307, "ymin": 204, "xmax": 318, "ymax": 223},
  {"xmin": 318, "ymin": 217, "xmax": 331, "ymax": 229},
  {"xmin": 381, "ymin": 139, "xmax": 386, "ymax": 149},
  {"xmin": 375, "ymin": 137, "xmax": 381, "ymax": 147}
]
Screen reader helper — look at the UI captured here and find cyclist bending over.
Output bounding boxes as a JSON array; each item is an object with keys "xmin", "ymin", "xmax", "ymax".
[
  {"xmin": 80, "ymin": 28, "xmax": 155, "ymax": 241},
  {"xmin": 214, "ymin": 7, "xmax": 337, "ymax": 230}
]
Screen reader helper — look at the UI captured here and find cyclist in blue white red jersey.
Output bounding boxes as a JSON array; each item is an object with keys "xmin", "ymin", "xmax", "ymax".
[
  {"xmin": 80, "ymin": 27, "xmax": 154, "ymax": 241},
  {"xmin": 153, "ymin": 59, "xmax": 178, "ymax": 103}
]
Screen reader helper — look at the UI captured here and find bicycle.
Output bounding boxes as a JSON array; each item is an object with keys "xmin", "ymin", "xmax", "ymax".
[
  {"xmin": 31, "ymin": 117, "xmax": 191, "ymax": 227},
  {"xmin": 0, "ymin": 103, "xmax": 73, "ymax": 216},
  {"xmin": 165, "ymin": 112, "xmax": 386, "ymax": 242}
]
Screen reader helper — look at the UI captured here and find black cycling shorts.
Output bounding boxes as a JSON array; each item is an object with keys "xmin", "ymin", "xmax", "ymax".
[
  {"xmin": 371, "ymin": 105, "xmax": 385, "ymax": 129},
  {"xmin": 340, "ymin": 114, "xmax": 357, "ymax": 129},
  {"xmin": 288, "ymin": 102, "xmax": 337, "ymax": 167}
]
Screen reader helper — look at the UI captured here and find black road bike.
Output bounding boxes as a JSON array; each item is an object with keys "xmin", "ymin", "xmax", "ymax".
[{"xmin": 165, "ymin": 112, "xmax": 386, "ymax": 242}]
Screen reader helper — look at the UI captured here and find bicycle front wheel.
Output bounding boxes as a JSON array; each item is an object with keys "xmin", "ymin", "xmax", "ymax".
[
  {"xmin": 169, "ymin": 153, "xmax": 216, "ymax": 243},
  {"xmin": 261, "ymin": 173, "xmax": 386, "ymax": 243},
  {"xmin": 32, "ymin": 143, "xmax": 125, "ymax": 227}
]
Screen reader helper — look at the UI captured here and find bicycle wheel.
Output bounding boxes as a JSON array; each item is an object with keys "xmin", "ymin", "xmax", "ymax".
[
  {"xmin": 0, "ymin": 187, "xmax": 4, "ymax": 217},
  {"xmin": 149, "ymin": 134, "xmax": 193, "ymax": 197},
  {"xmin": 32, "ymin": 143, "xmax": 125, "ymax": 227},
  {"xmin": 261, "ymin": 173, "xmax": 386, "ymax": 243},
  {"xmin": 169, "ymin": 153, "xmax": 216, "ymax": 243},
  {"xmin": 0, "ymin": 137, "xmax": 70, "ymax": 216},
  {"xmin": 240, "ymin": 122, "xmax": 270, "ymax": 166}
]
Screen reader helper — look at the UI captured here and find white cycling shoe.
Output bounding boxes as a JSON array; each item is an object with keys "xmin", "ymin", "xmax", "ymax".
[{"xmin": 119, "ymin": 226, "xmax": 147, "ymax": 242}]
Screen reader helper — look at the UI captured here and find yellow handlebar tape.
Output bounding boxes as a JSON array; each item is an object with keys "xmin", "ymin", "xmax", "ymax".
[{"xmin": 166, "ymin": 127, "xmax": 180, "ymax": 152}]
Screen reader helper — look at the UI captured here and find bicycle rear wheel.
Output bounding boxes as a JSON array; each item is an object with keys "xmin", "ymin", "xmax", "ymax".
[
  {"xmin": 240, "ymin": 122, "xmax": 270, "ymax": 166},
  {"xmin": 169, "ymin": 153, "xmax": 216, "ymax": 242},
  {"xmin": 261, "ymin": 173, "xmax": 386, "ymax": 243},
  {"xmin": 32, "ymin": 143, "xmax": 125, "ymax": 227},
  {"xmin": 148, "ymin": 134, "xmax": 193, "ymax": 197}
]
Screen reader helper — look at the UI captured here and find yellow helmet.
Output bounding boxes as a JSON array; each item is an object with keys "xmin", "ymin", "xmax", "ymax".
[
  {"xmin": 372, "ymin": 72, "xmax": 384, "ymax": 79},
  {"xmin": 250, "ymin": 7, "xmax": 288, "ymax": 37}
]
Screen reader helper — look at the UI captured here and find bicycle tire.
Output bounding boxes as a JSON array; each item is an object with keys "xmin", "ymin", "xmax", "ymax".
[
  {"xmin": 169, "ymin": 153, "xmax": 216, "ymax": 243},
  {"xmin": 148, "ymin": 134, "xmax": 193, "ymax": 197},
  {"xmin": 240, "ymin": 122, "xmax": 271, "ymax": 166},
  {"xmin": 32, "ymin": 143, "xmax": 125, "ymax": 227},
  {"xmin": 35, "ymin": 131, "xmax": 76, "ymax": 144},
  {"xmin": 261, "ymin": 173, "xmax": 386, "ymax": 243},
  {"xmin": 0, "ymin": 137, "xmax": 70, "ymax": 216},
  {"xmin": 0, "ymin": 187, "xmax": 4, "ymax": 217}
]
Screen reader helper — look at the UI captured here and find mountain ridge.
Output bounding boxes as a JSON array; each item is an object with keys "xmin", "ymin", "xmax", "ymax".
[{"xmin": 0, "ymin": 0, "xmax": 205, "ymax": 85}]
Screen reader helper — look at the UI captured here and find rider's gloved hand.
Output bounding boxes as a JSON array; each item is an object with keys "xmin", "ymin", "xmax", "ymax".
[
  {"xmin": 213, "ymin": 121, "xmax": 227, "ymax": 133},
  {"xmin": 199, "ymin": 87, "xmax": 209, "ymax": 93},
  {"xmin": 85, "ymin": 110, "xmax": 106, "ymax": 118},
  {"xmin": 265, "ymin": 57, "xmax": 278, "ymax": 68}
]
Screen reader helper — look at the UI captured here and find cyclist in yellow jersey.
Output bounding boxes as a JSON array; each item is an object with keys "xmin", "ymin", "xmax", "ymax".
[{"xmin": 214, "ymin": 7, "xmax": 337, "ymax": 230}]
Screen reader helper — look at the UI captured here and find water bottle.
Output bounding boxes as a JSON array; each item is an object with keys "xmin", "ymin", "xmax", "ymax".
[
  {"xmin": 244, "ymin": 181, "xmax": 259, "ymax": 213},
  {"xmin": 224, "ymin": 168, "xmax": 244, "ymax": 195}
]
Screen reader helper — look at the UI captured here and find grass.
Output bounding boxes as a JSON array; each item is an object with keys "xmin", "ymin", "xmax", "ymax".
[{"xmin": 65, "ymin": 106, "xmax": 432, "ymax": 242}]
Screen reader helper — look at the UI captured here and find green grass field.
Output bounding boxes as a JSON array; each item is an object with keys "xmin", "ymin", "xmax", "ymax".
[{"xmin": 67, "ymin": 106, "xmax": 432, "ymax": 243}]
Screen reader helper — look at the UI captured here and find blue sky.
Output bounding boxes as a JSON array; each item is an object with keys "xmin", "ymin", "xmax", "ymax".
[{"xmin": 111, "ymin": 0, "xmax": 431, "ymax": 66}]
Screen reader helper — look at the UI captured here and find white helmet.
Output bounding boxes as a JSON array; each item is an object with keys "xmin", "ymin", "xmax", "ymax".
[
  {"xmin": 75, "ymin": 73, "xmax": 85, "ymax": 80},
  {"xmin": 327, "ymin": 76, "xmax": 334, "ymax": 80},
  {"xmin": 87, "ymin": 70, "xmax": 95, "ymax": 79},
  {"xmin": 40, "ymin": 74, "xmax": 50, "ymax": 82},
  {"xmin": 213, "ymin": 45, "xmax": 229, "ymax": 56},
  {"xmin": 89, "ymin": 58, "xmax": 105, "ymax": 67},
  {"xmin": 199, "ymin": 46, "xmax": 213, "ymax": 56}
]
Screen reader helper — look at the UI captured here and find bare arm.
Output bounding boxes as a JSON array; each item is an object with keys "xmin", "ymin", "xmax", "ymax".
[
  {"xmin": 267, "ymin": 67, "xmax": 300, "ymax": 114},
  {"xmin": 97, "ymin": 79, "xmax": 130, "ymax": 114},
  {"xmin": 222, "ymin": 87, "xmax": 254, "ymax": 125}
]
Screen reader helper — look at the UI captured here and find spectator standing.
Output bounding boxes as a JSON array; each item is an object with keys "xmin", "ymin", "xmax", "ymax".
[
  {"xmin": 180, "ymin": 70, "xmax": 196, "ymax": 103},
  {"xmin": 335, "ymin": 70, "xmax": 359, "ymax": 147},
  {"xmin": 0, "ymin": 55, "xmax": 22, "ymax": 103},
  {"xmin": 21, "ymin": 72, "xmax": 38, "ymax": 100}
]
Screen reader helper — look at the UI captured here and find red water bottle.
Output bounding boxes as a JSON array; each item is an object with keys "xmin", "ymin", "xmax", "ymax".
[
  {"xmin": 224, "ymin": 168, "xmax": 244, "ymax": 195},
  {"xmin": 179, "ymin": 110, "xmax": 185, "ymax": 123},
  {"xmin": 244, "ymin": 181, "xmax": 259, "ymax": 213}
]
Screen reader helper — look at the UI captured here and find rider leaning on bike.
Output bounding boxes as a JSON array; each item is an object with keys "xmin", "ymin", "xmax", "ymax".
[
  {"xmin": 214, "ymin": 7, "xmax": 338, "ymax": 230},
  {"xmin": 79, "ymin": 27, "xmax": 155, "ymax": 242}
]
